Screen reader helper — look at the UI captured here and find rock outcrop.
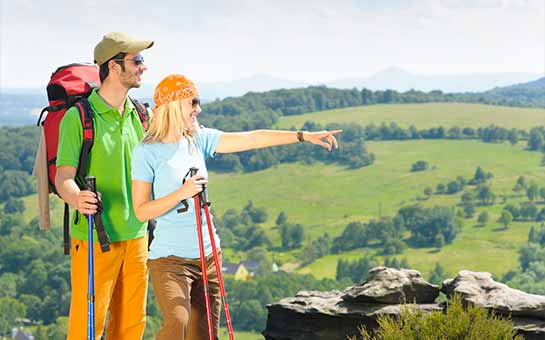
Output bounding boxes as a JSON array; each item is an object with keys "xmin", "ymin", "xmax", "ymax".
[{"xmin": 263, "ymin": 267, "xmax": 545, "ymax": 340}]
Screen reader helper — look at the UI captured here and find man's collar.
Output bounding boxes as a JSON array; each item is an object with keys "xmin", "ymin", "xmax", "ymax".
[{"xmin": 89, "ymin": 89, "xmax": 136, "ymax": 115}]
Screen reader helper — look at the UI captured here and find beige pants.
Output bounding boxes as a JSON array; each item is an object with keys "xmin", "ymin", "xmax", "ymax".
[{"xmin": 149, "ymin": 251, "xmax": 222, "ymax": 340}]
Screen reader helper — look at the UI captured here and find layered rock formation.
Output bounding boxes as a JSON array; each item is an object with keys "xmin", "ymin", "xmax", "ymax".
[{"xmin": 263, "ymin": 267, "xmax": 545, "ymax": 340}]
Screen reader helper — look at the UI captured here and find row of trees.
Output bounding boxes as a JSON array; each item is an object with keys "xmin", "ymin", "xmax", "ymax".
[
  {"xmin": 200, "ymin": 85, "xmax": 545, "ymax": 124},
  {"xmin": 0, "ymin": 202, "xmax": 72, "ymax": 338},
  {"xmin": 0, "ymin": 126, "xmax": 39, "ymax": 202},
  {"xmin": 331, "ymin": 204, "xmax": 463, "ymax": 255},
  {"xmin": 503, "ymin": 224, "xmax": 545, "ymax": 295},
  {"xmin": 336, "ymin": 257, "xmax": 410, "ymax": 284},
  {"xmin": 208, "ymin": 121, "xmax": 375, "ymax": 172},
  {"xmin": 214, "ymin": 201, "xmax": 271, "ymax": 251}
]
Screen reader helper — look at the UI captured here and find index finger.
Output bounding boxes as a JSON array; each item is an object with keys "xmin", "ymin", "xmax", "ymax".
[
  {"xmin": 79, "ymin": 190, "xmax": 96, "ymax": 197},
  {"xmin": 327, "ymin": 129, "xmax": 343, "ymax": 136}
]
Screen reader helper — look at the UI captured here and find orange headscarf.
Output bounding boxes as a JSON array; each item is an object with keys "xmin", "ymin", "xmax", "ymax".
[{"xmin": 153, "ymin": 74, "xmax": 199, "ymax": 108}]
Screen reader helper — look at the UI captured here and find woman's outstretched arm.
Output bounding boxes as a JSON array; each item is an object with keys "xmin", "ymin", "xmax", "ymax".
[{"xmin": 215, "ymin": 129, "xmax": 342, "ymax": 154}]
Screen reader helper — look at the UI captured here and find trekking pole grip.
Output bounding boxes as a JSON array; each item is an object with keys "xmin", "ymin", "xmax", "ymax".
[
  {"xmin": 189, "ymin": 167, "xmax": 209, "ymax": 207},
  {"xmin": 85, "ymin": 176, "xmax": 97, "ymax": 194}
]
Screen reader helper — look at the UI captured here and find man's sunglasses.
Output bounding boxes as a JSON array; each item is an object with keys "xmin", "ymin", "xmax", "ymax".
[
  {"xmin": 114, "ymin": 55, "xmax": 145, "ymax": 66},
  {"xmin": 192, "ymin": 97, "xmax": 201, "ymax": 108}
]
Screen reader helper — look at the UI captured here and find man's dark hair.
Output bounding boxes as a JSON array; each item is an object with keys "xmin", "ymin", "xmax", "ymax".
[{"xmin": 99, "ymin": 52, "xmax": 127, "ymax": 82}]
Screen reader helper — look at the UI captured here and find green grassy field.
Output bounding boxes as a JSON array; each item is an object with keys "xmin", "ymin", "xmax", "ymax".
[
  {"xmin": 26, "ymin": 138, "xmax": 544, "ymax": 280},
  {"xmin": 20, "ymin": 102, "xmax": 545, "ymax": 284},
  {"xmin": 276, "ymin": 103, "xmax": 545, "ymax": 130},
  {"xmin": 205, "ymin": 139, "xmax": 544, "ymax": 279}
]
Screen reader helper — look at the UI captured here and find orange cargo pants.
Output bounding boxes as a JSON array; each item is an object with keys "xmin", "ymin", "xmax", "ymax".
[{"xmin": 67, "ymin": 236, "xmax": 148, "ymax": 340}]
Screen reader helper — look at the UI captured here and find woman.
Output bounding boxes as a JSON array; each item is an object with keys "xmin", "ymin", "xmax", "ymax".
[{"xmin": 131, "ymin": 74, "xmax": 341, "ymax": 340}]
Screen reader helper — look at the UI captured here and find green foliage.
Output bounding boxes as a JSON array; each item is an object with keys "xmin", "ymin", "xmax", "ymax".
[
  {"xmin": 0, "ymin": 170, "xmax": 35, "ymax": 201},
  {"xmin": 399, "ymin": 205, "xmax": 461, "ymax": 247},
  {"xmin": 300, "ymin": 233, "xmax": 331, "ymax": 265},
  {"xmin": 336, "ymin": 257, "xmax": 378, "ymax": 283},
  {"xmin": 477, "ymin": 211, "xmax": 489, "ymax": 226},
  {"xmin": 428, "ymin": 263, "xmax": 445, "ymax": 285},
  {"xmin": 332, "ymin": 217, "xmax": 405, "ymax": 254},
  {"xmin": 0, "ymin": 296, "xmax": 26, "ymax": 336},
  {"xmin": 476, "ymin": 184, "xmax": 496, "ymax": 206},
  {"xmin": 411, "ymin": 160, "xmax": 429, "ymax": 172},
  {"xmin": 498, "ymin": 210, "xmax": 513, "ymax": 229},
  {"xmin": 336, "ymin": 257, "xmax": 410, "ymax": 284},
  {"xmin": 280, "ymin": 223, "xmax": 304, "ymax": 250},
  {"xmin": 3, "ymin": 198, "xmax": 25, "ymax": 214},
  {"xmin": 354, "ymin": 294, "xmax": 521, "ymax": 340},
  {"xmin": 224, "ymin": 272, "xmax": 347, "ymax": 332},
  {"xmin": 215, "ymin": 206, "xmax": 272, "ymax": 251},
  {"xmin": 527, "ymin": 182, "xmax": 539, "ymax": 202},
  {"xmin": 505, "ymin": 226, "xmax": 545, "ymax": 295}
]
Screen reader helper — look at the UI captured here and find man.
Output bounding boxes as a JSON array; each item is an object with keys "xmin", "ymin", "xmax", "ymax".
[{"xmin": 55, "ymin": 32, "xmax": 153, "ymax": 339}]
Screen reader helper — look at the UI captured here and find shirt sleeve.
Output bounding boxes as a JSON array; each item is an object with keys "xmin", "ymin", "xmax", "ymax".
[
  {"xmin": 194, "ymin": 127, "xmax": 223, "ymax": 159},
  {"xmin": 56, "ymin": 107, "xmax": 83, "ymax": 168},
  {"xmin": 131, "ymin": 144, "xmax": 154, "ymax": 183}
]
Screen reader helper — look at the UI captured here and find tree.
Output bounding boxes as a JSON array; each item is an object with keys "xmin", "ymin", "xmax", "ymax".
[
  {"xmin": 280, "ymin": 223, "xmax": 304, "ymax": 250},
  {"xmin": 275, "ymin": 211, "xmax": 287, "ymax": 225},
  {"xmin": 477, "ymin": 211, "xmax": 489, "ymax": 226},
  {"xmin": 528, "ymin": 128, "xmax": 544, "ymax": 151},
  {"xmin": 498, "ymin": 210, "xmax": 513, "ymax": 229},
  {"xmin": 428, "ymin": 263, "xmax": 445, "ymax": 285},
  {"xmin": 476, "ymin": 185, "xmax": 496, "ymax": 206},
  {"xmin": 247, "ymin": 247, "xmax": 273, "ymax": 275},
  {"xmin": 411, "ymin": 160, "xmax": 429, "ymax": 172},
  {"xmin": 527, "ymin": 183, "xmax": 539, "ymax": 202},
  {"xmin": 463, "ymin": 203, "xmax": 475, "ymax": 218},
  {"xmin": 540, "ymin": 188, "xmax": 545, "ymax": 202},
  {"xmin": 517, "ymin": 176, "xmax": 527, "ymax": 189},
  {"xmin": 3, "ymin": 198, "xmax": 25, "ymax": 214},
  {"xmin": 473, "ymin": 166, "xmax": 487, "ymax": 184},
  {"xmin": 461, "ymin": 191, "xmax": 474, "ymax": 205},
  {"xmin": 436, "ymin": 183, "xmax": 446, "ymax": 194},
  {"xmin": 0, "ymin": 297, "xmax": 26, "ymax": 336},
  {"xmin": 508, "ymin": 129, "xmax": 519, "ymax": 145},
  {"xmin": 424, "ymin": 187, "xmax": 433, "ymax": 197},
  {"xmin": 447, "ymin": 181, "xmax": 462, "ymax": 194},
  {"xmin": 0, "ymin": 273, "xmax": 17, "ymax": 298}
]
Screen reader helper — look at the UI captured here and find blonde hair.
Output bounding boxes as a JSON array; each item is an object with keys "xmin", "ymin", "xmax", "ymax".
[{"xmin": 142, "ymin": 100, "xmax": 199, "ymax": 147}]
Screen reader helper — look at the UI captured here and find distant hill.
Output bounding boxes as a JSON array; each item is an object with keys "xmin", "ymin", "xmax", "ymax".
[
  {"xmin": 478, "ymin": 76, "xmax": 545, "ymax": 107},
  {"xmin": 327, "ymin": 67, "xmax": 542, "ymax": 93},
  {"xmin": 3, "ymin": 71, "xmax": 545, "ymax": 127}
]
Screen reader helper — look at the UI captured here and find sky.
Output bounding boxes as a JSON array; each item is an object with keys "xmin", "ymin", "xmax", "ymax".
[{"xmin": 1, "ymin": 0, "xmax": 544, "ymax": 89}]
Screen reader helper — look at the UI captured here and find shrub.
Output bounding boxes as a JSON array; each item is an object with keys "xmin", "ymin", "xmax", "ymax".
[{"xmin": 352, "ymin": 294, "xmax": 521, "ymax": 340}]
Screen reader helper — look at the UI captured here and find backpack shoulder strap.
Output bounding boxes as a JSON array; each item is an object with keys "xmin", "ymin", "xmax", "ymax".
[
  {"xmin": 74, "ymin": 98, "xmax": 94, "ymax": 184},
  {"xmin": 61, "ymin": 99, "xmax": 95, "ymax": 255},
  {"xmin": 62, "ymin": 99, "xmax": 111, "ymax": 254},
  {"xmin": 130, "ymin": 97, "xmax": 150, "ymax": 131}
]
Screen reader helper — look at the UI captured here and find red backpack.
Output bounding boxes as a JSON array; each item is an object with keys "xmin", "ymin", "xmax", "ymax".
[{"xmin": 37, "ymin": 63, "xmax": 151, "ymax": 255}]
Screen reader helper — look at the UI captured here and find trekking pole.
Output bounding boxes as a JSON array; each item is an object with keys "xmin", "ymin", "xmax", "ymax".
[
  {"xmin": 85, "ymin": 176, "xmax": 96, "ymax": 340},
  {"xmin": 190, "ymin": 168, "xmax": 215, "ymax": 340},
  {"xmin": 198, "ymin": 185, "xmax": 235, "ymax": 340}
]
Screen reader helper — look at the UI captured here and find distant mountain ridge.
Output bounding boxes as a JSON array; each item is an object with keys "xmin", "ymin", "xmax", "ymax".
[
  {"xmin": 2, "ymin": 69, "xmax": 545, "ymax": 126},
  {"xmin": 328, "ymin": 67, "xmax": 542, "ymax": 93}
]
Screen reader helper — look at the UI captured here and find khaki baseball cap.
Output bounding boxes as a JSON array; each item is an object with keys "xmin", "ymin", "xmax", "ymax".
[{"xmin": 94, "ymin": 32, "xmax": 154, "ymax": 65}]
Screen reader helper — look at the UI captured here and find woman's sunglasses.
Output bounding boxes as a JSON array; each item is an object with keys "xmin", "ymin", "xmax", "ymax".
[{"xmin": 192, "ymin": 97, "xmax": 201, "ymax": 108}]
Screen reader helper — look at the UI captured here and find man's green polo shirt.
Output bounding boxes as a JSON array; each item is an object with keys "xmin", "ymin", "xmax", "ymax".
[{"xmin": 57, "ymin": 89, "xmax": 146, "ymax": 242}]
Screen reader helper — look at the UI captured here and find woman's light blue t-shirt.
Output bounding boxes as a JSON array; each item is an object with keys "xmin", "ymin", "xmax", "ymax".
[{"xmin": 131, "ymin": 128, "xmax": 223, "ymax": 259}]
